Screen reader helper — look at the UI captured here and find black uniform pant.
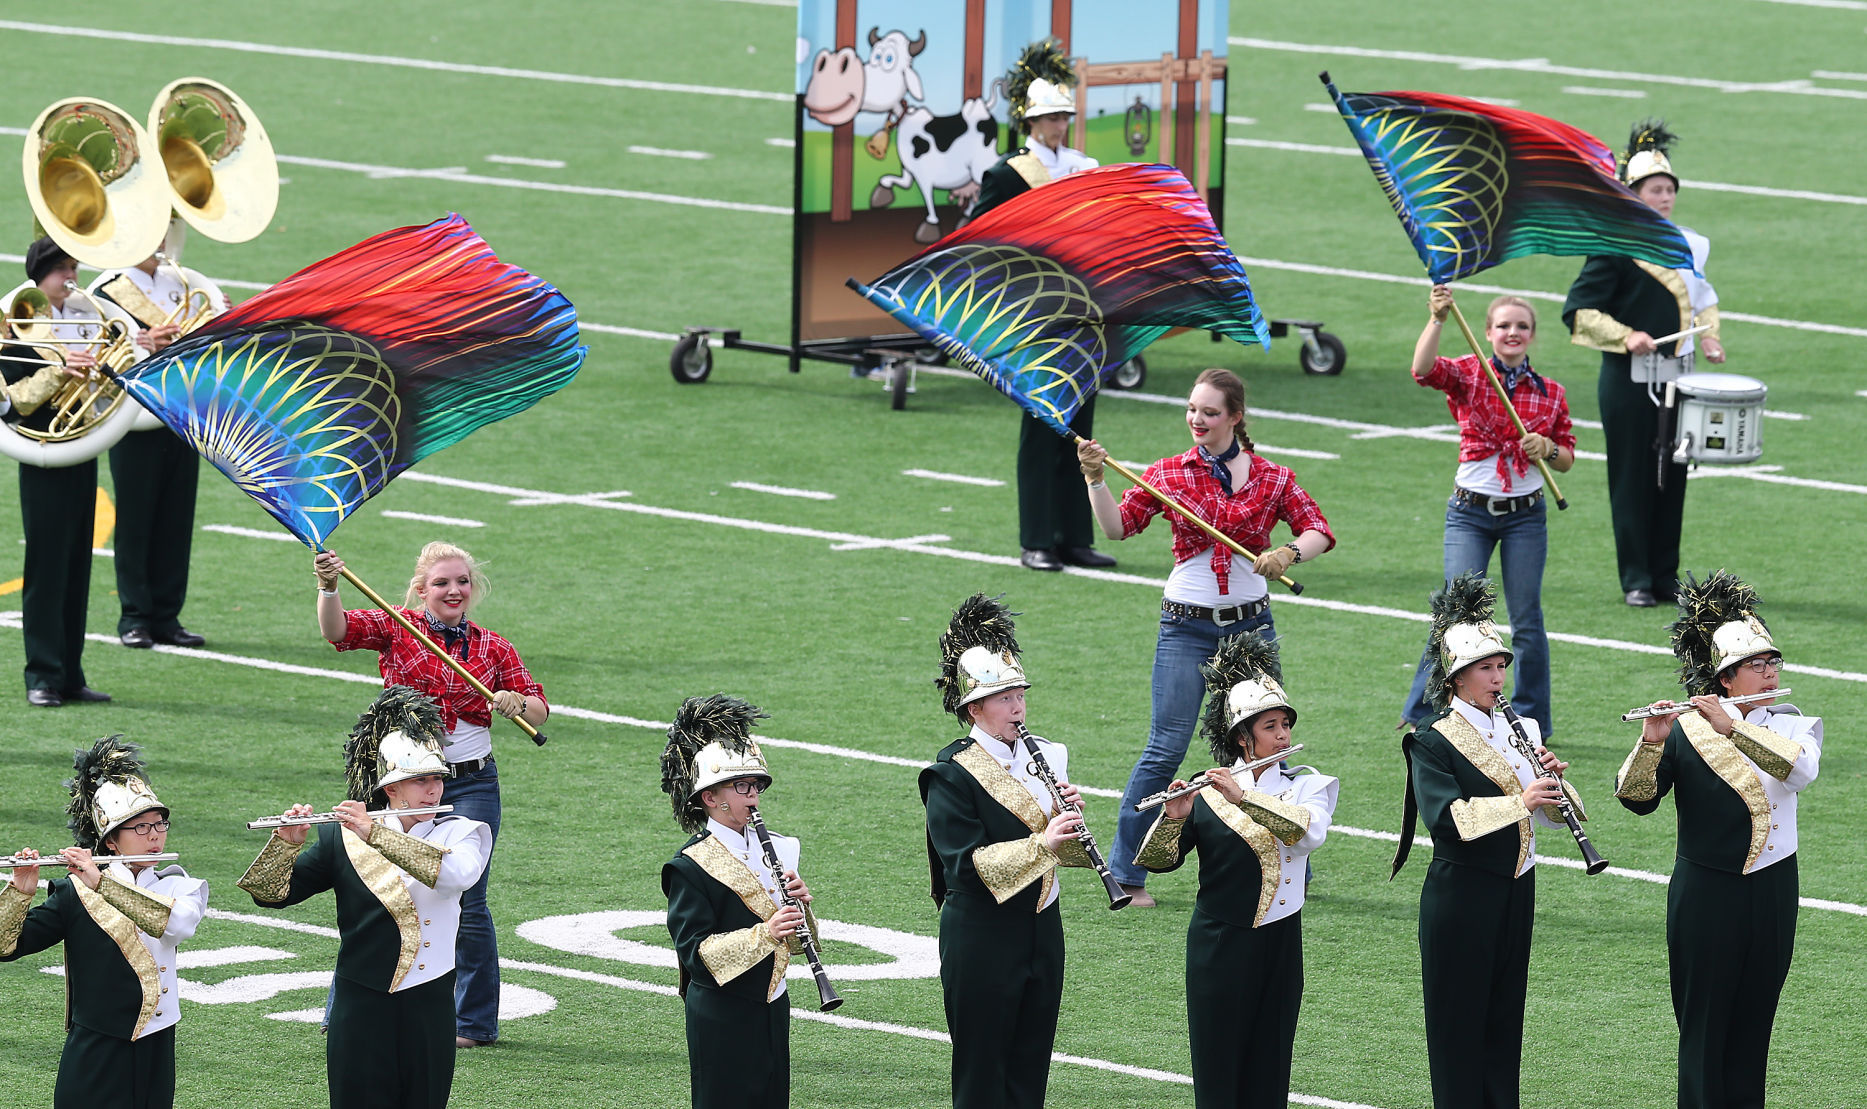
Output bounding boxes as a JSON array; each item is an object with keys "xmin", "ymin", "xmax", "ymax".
[
  {"xmin": 18, "ymin": 457, "xmax": 95, "ymax": 693},
  {"xmin": 1598, "ymin": 357, "xmax": 1687, "ymax": 594},
  {"xmin": 55, "ymin": 1023, "xmax": 173, "ymax": 1109},
  {"xmin": 939, "ymin": 892, "xmax": 1064, "ymax": 1109},
  {"xmin": 684, "ymin": 982, "xmax": 790, "ymax": 1108},
  {"xmin": 1017, "ymin": 395, "xmax": 1095, "ymax": 551},
  {"xmin": 109, "ymin": 428, "xmax": 199, "ymax": 637},
  {"xmin": 1669, "ymin": 855, "xmax": 1798, "ymax": 1109},
  {"xmin": 1420, "ymin": 860, "xmax": 1535, "ymax": 1109},
  {"xmin": 328, "ymin": 972, "xmax": 456, "ymax": 1109},
  {"xmin": 1187, "ymin": 907, "xmax": 1303, "ymax": 1109}
]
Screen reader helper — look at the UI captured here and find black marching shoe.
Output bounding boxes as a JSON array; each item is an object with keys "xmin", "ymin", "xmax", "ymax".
[
  {"xmin": 158, "ymin": 628, "xmax": 206, "ymax": 648},
  {"xmin": 120, "ymin": 627, "xmax": 155, "ymax": 649},
  {"xmin": 63, "ymin": 687, "xmax": 112, "ymax": 703},
  {"xmin": 1020, "ymin": 548, "xmax": 1063, "ymax": 571},
  {"xmin": 1624, "ymin": 588, "xmax": 1658, "ymax": 608},
  {"xmin": 27, "ymin": 688, "xmax": 62, "ymax": 708},
  {"xmin": 1056, "ymin": 546, "xmax": 1117, "ymax": 568}
]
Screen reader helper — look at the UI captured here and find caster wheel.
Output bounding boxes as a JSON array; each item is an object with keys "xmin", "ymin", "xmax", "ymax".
[
  {"xmin": 1109, "ymin": 355, "xmax": 1147, "ymax": 391},
  {"xmin": 889, "ymin": 362, "xmax": 909, "ymax": 410},
  {"xmin": 1299, "ymin": 331, "xmax": 1346, "ymax": 376},
  {"xmin": 670, "ymin": 333, "xmax": 713, "ymax": 383}
]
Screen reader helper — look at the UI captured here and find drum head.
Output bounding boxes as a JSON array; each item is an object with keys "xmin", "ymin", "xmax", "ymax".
[{"xmin": 1674, "ymin": 372, "xmax": 1767, "ymax": 402}]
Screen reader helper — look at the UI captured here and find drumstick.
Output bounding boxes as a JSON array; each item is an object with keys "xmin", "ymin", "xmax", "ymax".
[{"xmin": 1649, "ymin": 323, "xmax": 1711, "ymax": 347}]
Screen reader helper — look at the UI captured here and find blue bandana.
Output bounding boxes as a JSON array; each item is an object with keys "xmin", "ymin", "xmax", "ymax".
[
  {"xmin": 1196, "ymin": 438, "xmax": 1241, "ymax": 494},
  {"xmin": 424, "ymin": 611, "xmax": 472, "ymax": 661},
  {"xmin": 1491, "ymin": 355, "xmax": 1545, "ymax": 396}
]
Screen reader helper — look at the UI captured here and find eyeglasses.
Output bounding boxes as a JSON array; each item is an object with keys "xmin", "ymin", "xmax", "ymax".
[
  {"xmin": 728, "ymin": 780, "xmax": 764, "ymax": 796},
  {"xmin": 1739, "ymin": 657, "xmax": 1784, "ymax": 676},
  {"xmin": 123, "ymin": 819, "xmax": 171, "ymax": 836}
]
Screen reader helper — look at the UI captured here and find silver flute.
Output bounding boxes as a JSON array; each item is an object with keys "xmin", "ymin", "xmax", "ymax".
[
  {"xmin": 247, "ymin": 804, "xmax": 452, "ymax": 830},
  {"xmin": 1621, "ymin": 688, "xmax": 1788, "ymax": 722},
  {"xmin": 0, "ymin": 852, "xmax": 178, "ymax": 868},
  {"xmin": 1133, "ymin": 745, "xmax": 1305, "ymax": 813}
]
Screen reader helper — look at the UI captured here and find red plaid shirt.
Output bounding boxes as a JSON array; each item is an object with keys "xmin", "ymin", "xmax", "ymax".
[
  {"xmin": 1116, "ymin": 449, "xmax": 1335, "ymax": 595},
  {"xmin": 1417, "ymin": 355, "xmax": 1574, "ymax": 494},
  {"xmin": 335, "ymin": 607, "xmax": 545, "ymax": 732}
]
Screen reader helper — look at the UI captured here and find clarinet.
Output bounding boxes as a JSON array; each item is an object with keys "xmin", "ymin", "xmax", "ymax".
[
  {"xmin": 744, "ymin": 807, "xmax": 843, "ymax": 1011},
  {"xmin": 1014, "ymin": 723, "xmax": 1132, "ymax": 910},
  {"xmin": 1498, "ymin": 700, "xmax": 1610, "ymax": 875}
]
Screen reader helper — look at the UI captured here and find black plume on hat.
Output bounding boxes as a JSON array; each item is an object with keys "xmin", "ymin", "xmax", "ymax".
[
  {"xmin": 1425, "ymin": 571, "xmax": 1499, "ymax": 711},
  {"xmin": 344, "ymin": 685, "xmax": 446, "ymax": 803},
  {"xmin": 1199, "ymin": 632, "xmax": 1284, "ymax": 764},
  {"xmin": 1006, "ymin": 38, "xmax": 1075, "ymax": 133},
  {"xmin": 66, "ymin": 735, "xmax": 151, "ymax": 851},
  {"xmin": 661, "ymin": 695, "xmax": 768, "ymax": 834},
  {"xmin": 24, "ymin": 237, "xmax": 71, "ymax": 284},
  {"xmin": 1669, "ymin": 570, "xmax": 1764, "ymax": 697},
  {"xmin": 935, "ymin": 593, "xmax": 1021, "ymax": 722}
]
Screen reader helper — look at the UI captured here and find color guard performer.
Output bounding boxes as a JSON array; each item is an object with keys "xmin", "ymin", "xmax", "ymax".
[
  {"xmin": 660, "ymin": 695, "xmax": 820, "ymax": 1109},
  {"xmin": 1133, "ymin": 632, "xmax": 1337, "ymax": 1109},
  {"xmin": 920, "ymin": 594, "xmax": 1093, "ymax": 1109},
  {"xmin": 1615, "ymin": 572, "xmax": 1820, "ymax": 1109},
  {"xmin": 0, "ymin": 736, "xmax": 207, "ymax": 1109},
  {"xmin": 239, "ymin": 686, "xmax": 492, "ymax": 1109},
  {"xmin": 1392, "ymin": 572, "xmax": 1588, "ymax": 1109}
]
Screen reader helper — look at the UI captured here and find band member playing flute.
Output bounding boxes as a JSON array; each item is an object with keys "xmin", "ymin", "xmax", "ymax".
[
  {"xmin": 1134, "ymin": 633, "xmax": 1338, "ymax": 1109},
  {"xmin": 660, "ymin": 695, "xmax": 821, "ymax": 1109},
  {"xmin": 1392, "ymin": 573, "xmax": 1588, "ymax": 1109},
  {"xmin": 0, "ymin": 736, "xmax": 207, "ymax": 1109},
  {"xmin": 239, "ymin": 687, "xmax": 491, "ymax": 1109},
  {"xmin": 1616, "ymin": 572, "xmax": 1821, "ymax": 1109},
  {"xmin": 921, "ymin": 595, "xmax": 1094, "ymax": 1109}
]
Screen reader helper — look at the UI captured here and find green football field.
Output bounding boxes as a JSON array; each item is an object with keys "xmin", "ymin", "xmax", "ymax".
[{"xmin": 2, "ymin": 2, "xmax": 1864, "ymax": 1106}]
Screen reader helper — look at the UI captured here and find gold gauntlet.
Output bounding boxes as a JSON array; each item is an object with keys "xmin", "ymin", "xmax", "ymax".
[
  {"xmin": 237, "ymin": 833, "xmax": 305, "ymax": 903},
  {"xmin": 366, "ymin": 822, "xmax": 448, "ymax": 888},
  {"xmin": 97, "ymin": 873, "xmax": 173, "ymax": 938}
]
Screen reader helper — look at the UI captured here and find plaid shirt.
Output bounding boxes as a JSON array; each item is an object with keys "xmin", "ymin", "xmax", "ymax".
[
  {"xmin": 1417, "ymin": 354, "xmax": 1575, "ymax": 493},
  {"xmin": 1116, "ymin": 449, "xmax": 1335, "ymax": 595},
  {"xmin": 335, "ymin": 607, "xmax": 545, "ymax": 733}
]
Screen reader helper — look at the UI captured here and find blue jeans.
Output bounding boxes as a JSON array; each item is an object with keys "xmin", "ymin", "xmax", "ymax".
[
  {"xmin": 1109, "ymin": 605, "xmax": 1276, "ymax": 888},
  {"xmin": 445, "ymin": 759, "xmax": 503, "ymax": 1043},
  {"xmin": 1401, "ymin": 496, "xmax": 1552, "ymax": 737}
]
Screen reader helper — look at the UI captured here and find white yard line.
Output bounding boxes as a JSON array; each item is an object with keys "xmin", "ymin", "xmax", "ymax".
[
  {"xmin": 486, "ymin": 155, "xmax": 565, "ymax": 168},
  {"xmin": 201, "ymin": 524, "xmax": 298, "ymax": 543},
  {"xmin": 627, "ymin": 145, "xmax": 713, "ymax": 161},
  {"xmin": 379, "ymin": 509, "xmax": 486, "ymax": 528},
  {"xmin": 902, "ymin": 469, "xmax": 1006, "ymax": 487},
  {"xmin": 730, "ymin": 480, "xmax": 836, "ymax": 500},
  {"xmin": 1757, "ymin": 0, "xmax": 1867, "ymax": 9},
  {"xmin": 1561, "ymin": 86, "xmax": 1648, "ymax": 98},
  {"xmin": 764, "ymin": 137, "xmax": 796, "ymax": 148},
  {"xmin": 276, "ymin": 154, "xmax": 789, "ymax": 215},
  {"xmin": 1229, "ymin": 35, "xmax": 1867, "ymax": 101},
  {"xmin": 0, "ymin": 21, "xmax": 793, "ymax": 102},
  {"xmin": 5, "ymin": 609, "xmax": 1851, "ymax": 922}
]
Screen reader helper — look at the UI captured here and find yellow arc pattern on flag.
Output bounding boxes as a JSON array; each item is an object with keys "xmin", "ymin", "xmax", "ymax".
[{"xmin": 0, "ymin": 486, "xmax": 114, "ymax": 596}]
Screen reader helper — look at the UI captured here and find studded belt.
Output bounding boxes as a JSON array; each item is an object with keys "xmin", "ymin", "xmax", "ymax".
[
  {"xmin": 449, "ymin": 756, "xmax": 492, "ymax": 775},
  {"xmin": 1162, "ymin": 597, "xmax": 1270, "ymax": 627},
  {"xmin": 1453, "ymin": 486, "xmax": 1544, "ymax": 516}
]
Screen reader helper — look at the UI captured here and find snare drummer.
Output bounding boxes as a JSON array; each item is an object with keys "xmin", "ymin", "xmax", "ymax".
[{"xmin": 1562, "ymin": 120, "xmax": 1722, "ymax": 608}]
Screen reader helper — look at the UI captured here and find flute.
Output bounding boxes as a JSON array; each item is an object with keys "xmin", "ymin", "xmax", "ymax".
[
  {"xmin": 247, "ymin": 805, "xmax": 452, "ymax": 830},
  {"xmin": 1498, "ymin": 700, "xmax": 1610, "ymax": 875},
  {"xmin": 744, "ymin": 807, "xmax": 842, "ymax": 1012},
  {"xmin": 1132, "ymin": 745, "xmax": 1307, "ymax": 813},
  {"xmin": 1621, "ymin": 688, "xmax": 1788, "ymax": 722},
  {"xmin": 0, "ymin": 853, "xmax": 178, "ymax": 868},
  {"xmin": 1014, "ymin": 723, "xmax": 1131, "ymax": 910}
]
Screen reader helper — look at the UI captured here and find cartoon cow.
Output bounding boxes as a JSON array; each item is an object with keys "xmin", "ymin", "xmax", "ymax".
[{"xmin": 802, "ymin": 28, "xmax": 1003, "ymax": 243}]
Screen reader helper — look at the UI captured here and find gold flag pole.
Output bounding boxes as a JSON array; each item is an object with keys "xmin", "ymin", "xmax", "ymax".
[
  {"xmin": 333, "ymin": 562, "xmax": 548, "ymax": 745},
  {"xmin": 1445, "ymin": 301, "xmax": 1569, "ymax": 510},
  {"xmin": 1071, "ymin": 432, "xmax": 1303, "ymax": 594}
]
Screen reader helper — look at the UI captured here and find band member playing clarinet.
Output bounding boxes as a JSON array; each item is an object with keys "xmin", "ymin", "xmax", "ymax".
[
  {"xmin": 1616, "ymin": 572, "xmax": 1820, "ymax": 1109},
  {"xmin": 0, "ymin": 737, "xmax": 206, "ymax": 1109},
  {"xmin": 661, "ymin": 695, "xmax": 820, "ymax": 1109},
  {"xmin": 1392, "ymin": 573, "xmax": 1589, "ymax": 1109},
  {"xmin": 1134, "ymin": 633, "xmax": 1337, "ymax": 1109},
  {"xmin": 238, "ymin": 687, "xmax": 491, "ymax": 1109},
  {"xmin": 921, "ymin": 595, "xmax": 1094, "ymax": 1109}
]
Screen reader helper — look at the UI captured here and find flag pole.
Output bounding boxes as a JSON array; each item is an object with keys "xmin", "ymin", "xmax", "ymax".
[
  {"xmin": 1070, "ymin": 432, "xmax": 1304, "ymax": 594},
  {"xmin": 1445, "ymin": 302, "xmax": 1569, "ymax": 510},
  {"xmin": 333, "ymin": 562, "xmax": 549, "ymax": 745}
]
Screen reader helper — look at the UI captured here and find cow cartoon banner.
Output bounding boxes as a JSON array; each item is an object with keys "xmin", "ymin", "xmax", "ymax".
[{"xmin": 793, "ymin": 0, "xmax": 1230, "ymax": 344}]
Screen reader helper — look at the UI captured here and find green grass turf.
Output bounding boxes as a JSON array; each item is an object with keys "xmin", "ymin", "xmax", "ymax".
[{"xmin": 1, "ymin": 2, "xmax": 1865, "ymax": 1106}]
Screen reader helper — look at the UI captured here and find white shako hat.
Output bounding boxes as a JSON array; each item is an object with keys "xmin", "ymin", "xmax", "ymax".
[
  {"xmin": 1669, "ymin": 571, "xmax": 1779, "ymax": 697},
  {"xmin": 661, "ymin": 695, "xmax": 772, "ymax": 834},
  {"xmin": 66, "ymin": 736, "xmax": 167, "ymax": 850},
  {"xmin": 1201, "ymin": 631, "xmax": 1296, "ymax": 763},
  {"xmin": 1621, "ymin": 118, "xmax": 1679, "ymax": 188},
  {"xmin": 1426, "ymin": 572, "xmax": 1512, "ymax": 711},
  {"xmin": 936, "ymin": 594, "xmax": 1029, "ymax": 723},
  {"xmin": 345, "ymin": 685, "xmax": 451, "ymax": 803}
]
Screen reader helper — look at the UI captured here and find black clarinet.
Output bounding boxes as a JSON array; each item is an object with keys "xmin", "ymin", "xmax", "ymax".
[
  {"xmin": 1014, "ymin": 723, "xmax": 1132, "ymax": 910},
  {"xmin": 744, "ymin": 807, "xmax": 843, "ymax": 1011},
  {"xmin": 1498, "ymin": 700, "xmax": 1610, "ymax": 875}
]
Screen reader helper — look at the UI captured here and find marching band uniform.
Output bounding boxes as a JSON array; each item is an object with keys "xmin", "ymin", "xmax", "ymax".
[
  {"xmin": 239, "ymin": 687, "xmax": 491, "ymax": 1109},
  {"xmin": 0, "ymin": 737, "xmax": 206, "ymax": 1109},
  {"xmin": 1616, "ymin": 574, "xmax": 1820, "ymax": 1109},
  {"xmin": 921, "ymin": 595, "xmax": 1092, "ymax": 1109},
  {"xmin": 87, "ymin": 257, "xmax": 222, "ymax": 649},
  {"xmin": 1393, "ymin": 574, "xmax": 1588, "ymax": 1109},
  {"xmin": 1133, "ymin": 634, "xmax": 1337, "ymax": 1109},
  {"xmin": 6, "ymin": 238, "xmax": 106, "ymax": 705},
  {"xmin": 660, "ymin": 695, "xmax": 819, "ymax": 1109},
  {"xmin": 1562, "ymin": 123, "xmax": 1721, "ymax": 606}
]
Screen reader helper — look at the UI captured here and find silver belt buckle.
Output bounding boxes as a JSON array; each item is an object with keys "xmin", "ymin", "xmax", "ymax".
[
  {"xmin": 1486, "ymin": 495, "xmax": 1513, "ymax": 517},
  {"xmin": 1211, "ymin": 606, "xmax": 1237, "ymax": 627}
]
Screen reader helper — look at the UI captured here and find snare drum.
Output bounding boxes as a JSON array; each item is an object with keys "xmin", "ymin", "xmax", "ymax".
[{"xmin": 1671, "ymin": 372, "xmax": 1766, "ymax": 464}]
